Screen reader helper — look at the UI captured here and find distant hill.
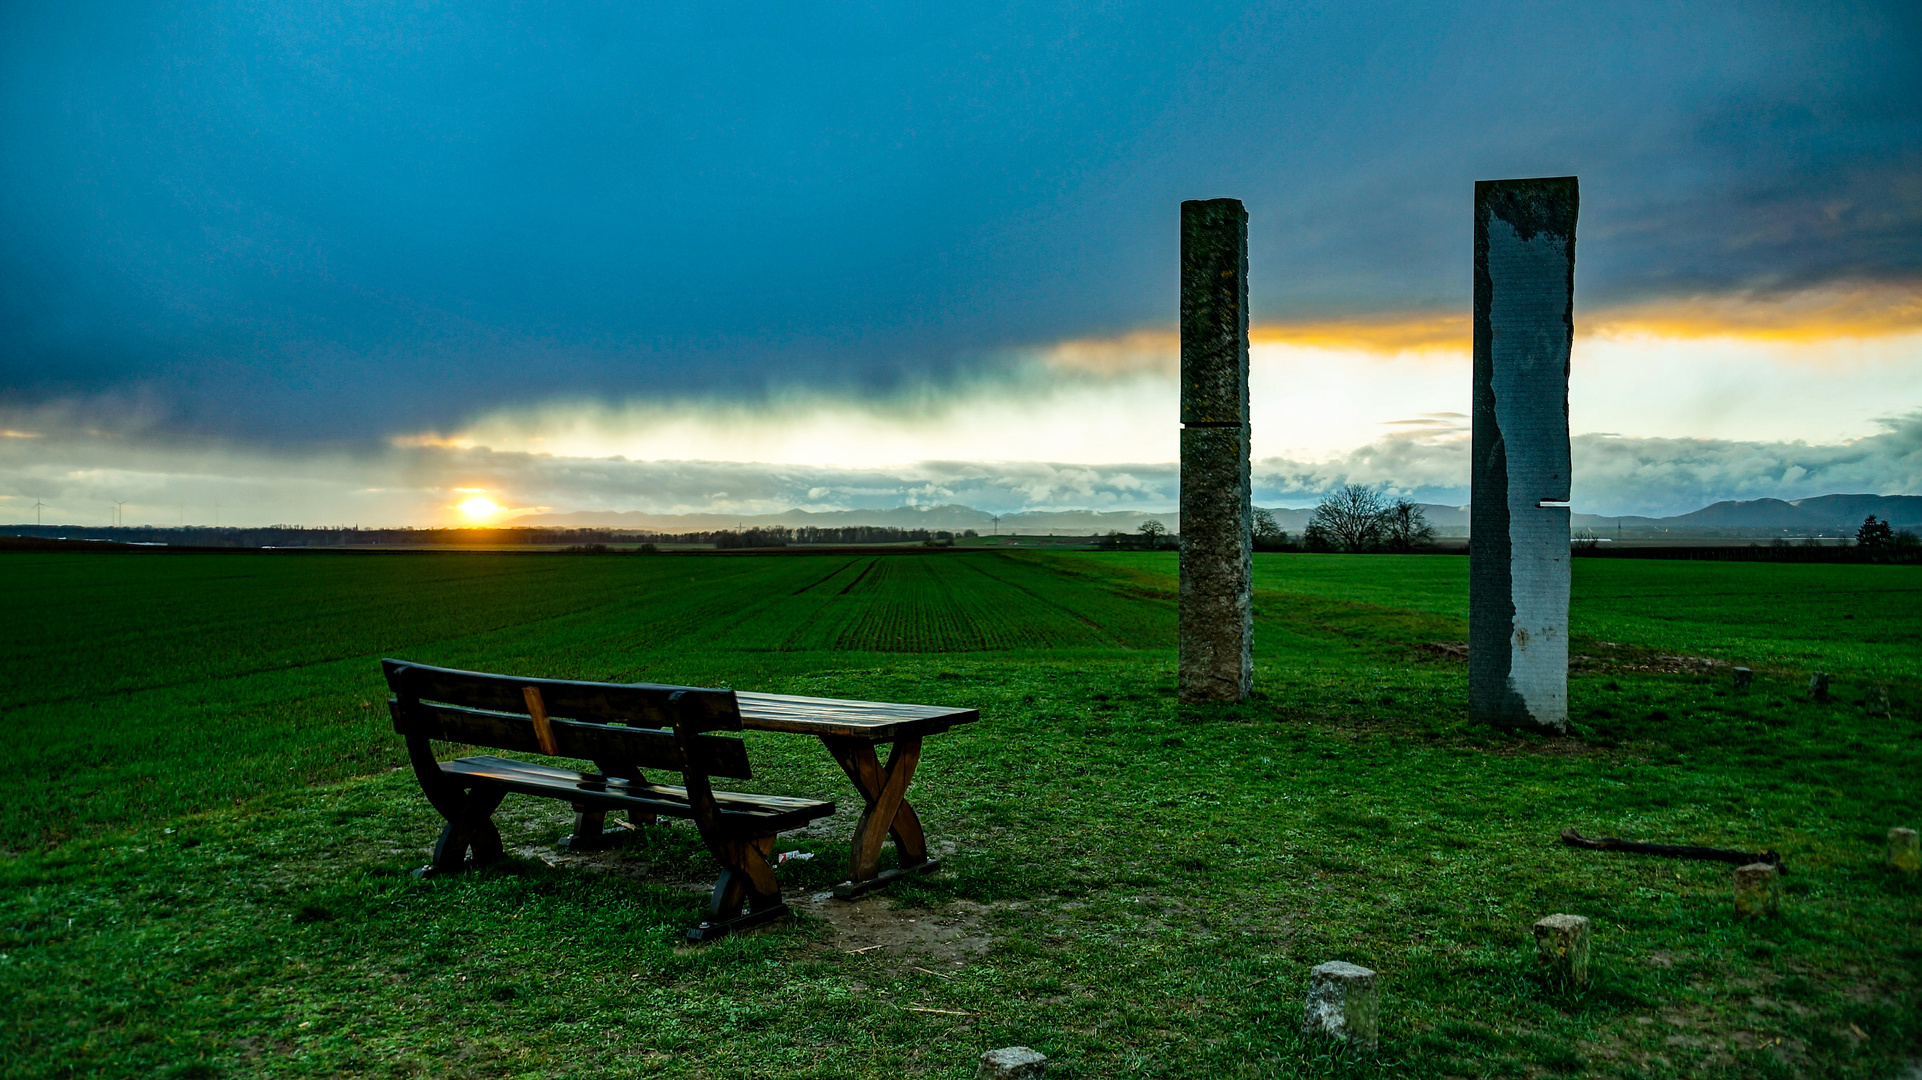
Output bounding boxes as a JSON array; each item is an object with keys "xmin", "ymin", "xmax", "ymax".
[
  {"xmin": 523, "ymin": 494, "xmax": 1918, "ymax": 537},
  {"xmin": 521, "ymin": 504, "xmax": 1181, "ymax": 536},
  {"xmin": 1665, "ymin": 494, "xmax": 1922, "ymax": 528}
]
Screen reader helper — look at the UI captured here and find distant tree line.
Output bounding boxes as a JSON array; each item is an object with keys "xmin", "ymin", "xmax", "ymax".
[
  {"xmin": 0, "ymin": 523, "xmax": 978, "ymax": 549},
  {"xmin": 1096, "ymin": 518, "xmax": 1178, "ymax": 551}
]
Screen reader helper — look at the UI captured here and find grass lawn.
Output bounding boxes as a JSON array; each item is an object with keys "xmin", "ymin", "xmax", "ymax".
[{"xmin": 2, "ymin": 549, "xmax": 1918, "ymax": 1078}]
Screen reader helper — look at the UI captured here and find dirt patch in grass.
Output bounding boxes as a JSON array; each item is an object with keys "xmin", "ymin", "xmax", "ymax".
[
  {"xmin": 1419, "ymin": 640, "xmax": 1734, "ymax": 677},
  {"xmin": 796, "ymin": 893, "xmax": 997, "ymax": 965}
]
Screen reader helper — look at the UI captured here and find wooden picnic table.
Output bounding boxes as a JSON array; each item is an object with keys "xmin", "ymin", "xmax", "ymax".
[{"xmin": 733, "ymin": 690, "xmax": 980, "ymax": 899}]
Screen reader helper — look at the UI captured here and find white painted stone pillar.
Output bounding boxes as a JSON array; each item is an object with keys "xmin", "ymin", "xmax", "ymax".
[{"xmin": 1470, "ymin": 176, "xmax": 1577, "ymax": 732}]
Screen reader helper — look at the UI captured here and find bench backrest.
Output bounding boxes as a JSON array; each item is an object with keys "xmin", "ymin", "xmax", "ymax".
[{"xmin": 383, "ymin": 659, "xmax": 752, "ymax": 779}]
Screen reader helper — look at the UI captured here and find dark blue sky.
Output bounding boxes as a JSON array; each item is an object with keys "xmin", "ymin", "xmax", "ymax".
[{"xmin": 3, "ymin": 1, "xmax": 1917, "ymax": 442}]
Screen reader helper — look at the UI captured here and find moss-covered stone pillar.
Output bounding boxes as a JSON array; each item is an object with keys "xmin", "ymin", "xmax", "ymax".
[
  {"xmin": 1470, "ymin": 177, "xmax": 1577, "ymax": 732},
  {"xmin": 1178, "ymin": 198, "xmax": 1252, "ymax": 703}
]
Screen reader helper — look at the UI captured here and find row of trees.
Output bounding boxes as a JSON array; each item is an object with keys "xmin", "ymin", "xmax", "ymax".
[{"xmin": 1095, "ymin": 486, "xmax": 1438, "ymax": 554}]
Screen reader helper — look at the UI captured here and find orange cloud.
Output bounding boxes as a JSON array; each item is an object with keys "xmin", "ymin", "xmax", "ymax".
[
  {"xmin": 1246, "ymin": 280, "xmax": 1922, "ymax": 354},
  {"xmin": 1043, "ymin": 329, "xmax": 1178, "ymax": 374},
  {"xmin": 1587, "ymin": 281, "xmax": 1922, "ymax": 342},
  {"xmin": 1251, "ymin": 313, "xmax": 1469, "ymax": 352}
]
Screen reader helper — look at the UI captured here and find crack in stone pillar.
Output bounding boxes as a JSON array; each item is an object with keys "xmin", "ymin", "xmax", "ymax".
[
  {"xmin": 1471, "ymin": 177, "xmax": 1577, "ymax": 732},
  {"xmin": 1178, "ymin": 198, "xmax": 1252, "ymax": 703}
]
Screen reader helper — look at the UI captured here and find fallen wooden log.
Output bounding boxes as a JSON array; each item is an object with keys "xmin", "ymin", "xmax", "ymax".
[{"xmin": 1560, "ymin": 828, "xmax": 1786, "ymax": 873}]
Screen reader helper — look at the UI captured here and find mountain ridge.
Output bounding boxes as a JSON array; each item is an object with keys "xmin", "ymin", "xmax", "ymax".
[{"xmin": 520, "ymin": 493, "xmax": 1921, "ymax": 534}]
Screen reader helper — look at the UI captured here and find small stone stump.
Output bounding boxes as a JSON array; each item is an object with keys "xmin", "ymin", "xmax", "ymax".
[
  {"xmin": 1733, "ymin": 862, "xmax": 1781, "ymax": 919},
  {"xmin": 976, "ymin": 1047, "xmax": 1047, "ymax": 1080},
  {"xmin": 1532, "ymin": 913, "xmax": 1591, "ymax": 988},
  {"xmin": 1302, "ymin": 961, "xmax": 1379, "ymax": 1052},
  {"xmin": 1808, "ymin": 672, "xmax": 1830, "ymax": 702},
  {"xmin": 1731, "ymin": 667, "xmax": 1753, "ymax": 693},
  {"xmin": 1866, "ymin": 686, "xmax": 1891, "ymax": 717},
  {"xmin": 1890, "ymin": 828, "xmax": 1920, "ymax": 875}
]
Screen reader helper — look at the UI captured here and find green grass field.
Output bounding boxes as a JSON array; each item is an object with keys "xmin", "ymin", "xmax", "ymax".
[{"xmin": 3, "ymin": 549, "xmax": 1918, "ymax": 1078}]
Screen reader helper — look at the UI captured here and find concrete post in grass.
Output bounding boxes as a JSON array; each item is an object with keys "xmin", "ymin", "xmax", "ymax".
[
  {"xmin": 1808, "ymin": 672, "xmax": 1830, "ymax": 702},
  {"xmin": 1733, "ymin": 862, "xmax": 1781, "ymax": 918},
  {"xmin": 1889, "ymin": 828, "xmax": 1920, "ymax": 875},
  {"xmin": 1470, "ymin": 176, "xmax": 1578, "ymax": 733},
  {"xmin": 1532, "ymin": 913, "xmax": 1591, "ymax": 988},
  {"xmin": 976, "ymin": 1047, "xmax": 1047, "ymax": 1080},
  {"xmin": 1178, "ymin": 198, "xmax": 1253, "ymax": 703},
  {"xmin": 1302, "ymin": 961, "xmax": 1379, "ymax": 1052}
]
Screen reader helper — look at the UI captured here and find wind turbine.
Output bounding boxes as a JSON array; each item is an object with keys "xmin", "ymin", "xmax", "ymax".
[
  {"xmin": 112, "ymin": 501, "xmax": 126, "ymax": 527},
  {"xmin": 33, "ymin": 499, "xmax": 45, "ymax": 525}
]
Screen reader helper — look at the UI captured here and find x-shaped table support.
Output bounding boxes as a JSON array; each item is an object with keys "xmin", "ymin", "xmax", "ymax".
[{"xmin": 818, "ymin": 733, "xmax": 938, "ymax": 898}]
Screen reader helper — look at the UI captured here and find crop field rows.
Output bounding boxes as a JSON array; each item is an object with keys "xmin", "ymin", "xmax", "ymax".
[{"xmin": 2, "ymin": 548, "xmax": 1919, "ymax": 1078}]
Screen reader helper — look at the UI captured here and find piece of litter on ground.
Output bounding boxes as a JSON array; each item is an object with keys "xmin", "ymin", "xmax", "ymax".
[
  {"xmin": 847, "ymin": 944, "xmax": 885, "ymax": 954},
  {"xmin": 776, "ymin": 851, "xmax": 814, "ymax": 865}
]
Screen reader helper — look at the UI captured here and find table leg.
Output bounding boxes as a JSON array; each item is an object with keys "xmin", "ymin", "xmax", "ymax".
[{"xmin": 820, "ymin": 734, "xmax": 939, "ymax": 898}]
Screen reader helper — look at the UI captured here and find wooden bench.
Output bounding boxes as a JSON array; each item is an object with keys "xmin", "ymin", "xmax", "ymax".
[{"xmin": 383, "ymin": 659, "xmax": 835, "ymax": 942}]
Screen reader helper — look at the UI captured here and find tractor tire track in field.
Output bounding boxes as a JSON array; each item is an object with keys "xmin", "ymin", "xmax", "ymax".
[
  {"xmin": 792, "ymin": 559, "xmax": 858, "ymax": 596},
  {"xmin": 838, "ymin": 558, "xmax": 879, "ymax": 595},
  {"xmin": 958, "ymin": 555, "xmax": 1108, "ymax": 634}
]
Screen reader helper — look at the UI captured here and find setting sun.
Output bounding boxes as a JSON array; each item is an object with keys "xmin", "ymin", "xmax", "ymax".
[{"xmin": 457, "ymin": 495, "xmax": 503, "ymax": 521}]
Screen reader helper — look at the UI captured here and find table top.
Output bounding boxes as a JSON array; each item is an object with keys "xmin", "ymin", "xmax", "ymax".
[{"xmin": 735, "ymin": 690, "xmax": 979, "ymax": 741}]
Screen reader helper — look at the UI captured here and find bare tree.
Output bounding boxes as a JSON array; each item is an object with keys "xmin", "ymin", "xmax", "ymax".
[
  {"xmin": 1252, "ymin": 508, "xmax": 1291, "ymax": 551},
  {"xmin": 1381, "ymin": 498, "xmax": 1436, "ymax": 552},
  {"xmin": 1307, "ymin": 484, "xmax": 1386, "ymax": 552},
  {"xmin": 1138, "ymin": 518, "xmax": 1168, "ymax": 549}
]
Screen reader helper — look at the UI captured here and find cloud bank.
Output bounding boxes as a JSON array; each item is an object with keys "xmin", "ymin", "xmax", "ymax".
[{"xmin": 5, "ymin": 402, "xmax": 1917, "ymax": 528}]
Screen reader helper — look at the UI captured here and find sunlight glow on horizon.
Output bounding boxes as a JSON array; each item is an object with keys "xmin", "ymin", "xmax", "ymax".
[
  {"xmin": 457, "ymin": 495, "xmax": 503, "ymax": 521},
  {"xmin": 406, "ymin": 322, "xmax": 1922, "ymax": 472}
]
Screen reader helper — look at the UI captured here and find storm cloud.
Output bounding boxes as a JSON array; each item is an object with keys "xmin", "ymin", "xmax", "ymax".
[{"xmin": 3, "ymin": 1, "xmax": 1918, "ymax": 443}]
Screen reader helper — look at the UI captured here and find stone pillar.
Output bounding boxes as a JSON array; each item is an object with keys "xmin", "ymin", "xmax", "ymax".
[
  {"xmin": 1179, "ymin": 198, "xmax": 1253, "ymax": 703},
  {"xmin": 1889, "ymin": 827, "xmax": 1920, "ymax": 874},
  {"xmin": 1470, "ymin": 177, "xmax": 1578, "ymax": 732},
  {"xmin": 1532, "ymin": 913, "xmax": 1591, "ymax": 988},
  {"xmin": 1302, "ymin": 961, "xmax": 1379, "ymax": 1051},
  {"xmin": 1733, "ymin": 862, "xmax": 1781, "ymax": 918},
  {"xmin": 976, "ymin": 1047, "xmax": 1047, "ymax": 1080}
]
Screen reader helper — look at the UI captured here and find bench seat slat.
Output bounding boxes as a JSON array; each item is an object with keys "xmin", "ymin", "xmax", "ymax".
[{"xmin": 444, "ymin": 756, "xmax": 835, "ymax": 831}]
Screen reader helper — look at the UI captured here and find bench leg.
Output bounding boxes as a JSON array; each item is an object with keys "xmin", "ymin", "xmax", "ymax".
[
  {"xmin": 686, "ymin": 834, "xmax": 789, "ymax": 943},
  {"xmin": 415, "ymin": 787, "xmax": 505, "ymax": 878},
  {"xmin": 562, "ymin": 808, "xmax": 610, "ymax": 851}
]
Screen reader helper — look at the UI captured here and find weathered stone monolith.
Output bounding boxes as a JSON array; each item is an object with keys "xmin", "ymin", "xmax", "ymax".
[
  {"xmin": 1179, "ymin": 198, "xmax": 1252, "ymax": 703},
  {"xmin": 1732, "ymin": 667, "xmax": 1753, "ymax": 693},
  {"xmin": 1302, "ymin": 961, "xmax": 1379, "ymax": 1052},
  {"xmin": 1470, "ymin": 177, "xmax": 1578, "ymax": 732},
  {"xmin": 1809, "ymin": 672, "xmax": 1830, "ymax": 701}
]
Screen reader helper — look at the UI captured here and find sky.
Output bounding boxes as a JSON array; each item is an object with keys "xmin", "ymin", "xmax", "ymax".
[{"xmin": 2, "ymin": 0, "xmax": 1918, "ymax": 526}]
